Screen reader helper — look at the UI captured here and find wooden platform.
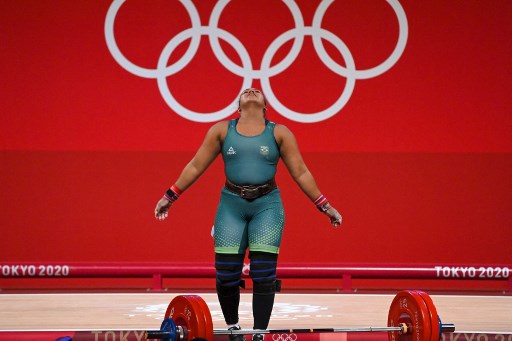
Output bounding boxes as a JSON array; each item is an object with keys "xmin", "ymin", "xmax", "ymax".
[{"xmin": 0, "ymin": 293, "xmax": 510, "ymax": 335}]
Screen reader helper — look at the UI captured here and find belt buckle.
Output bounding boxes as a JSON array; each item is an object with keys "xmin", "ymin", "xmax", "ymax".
[{"xmin": 240, "ymin": 186, "xmax": 258, "ymax": 199}]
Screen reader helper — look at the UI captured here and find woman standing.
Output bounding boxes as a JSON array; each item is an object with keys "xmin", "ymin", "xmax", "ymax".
[{"xmin": 155, "ymin": 88, "xmax": 342, "ymax": 341}]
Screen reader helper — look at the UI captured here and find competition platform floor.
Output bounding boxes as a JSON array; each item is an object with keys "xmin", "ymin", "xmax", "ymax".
[{"xmin": 0, "ymin": 293, "xmax": 511, "ymax": 340}]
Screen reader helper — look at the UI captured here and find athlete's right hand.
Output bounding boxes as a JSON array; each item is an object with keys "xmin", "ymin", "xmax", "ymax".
[{"xmin": 154, "ymin": 198, "xmax": 172, "ymax": 221}]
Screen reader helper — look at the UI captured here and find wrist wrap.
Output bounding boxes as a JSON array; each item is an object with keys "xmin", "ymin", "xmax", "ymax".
[
  {"xmin": 314, "ymin": 194, "xmax": 331, "ymax": 212},
  {"xmin": 164, "ymin": 184, "xmax": 182, "ymax": 203}
]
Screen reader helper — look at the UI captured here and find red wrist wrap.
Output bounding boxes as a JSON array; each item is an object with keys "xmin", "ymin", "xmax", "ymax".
[
  {"xmin": 314, "ymin": 194, "xmax": 331, "ymax": 212},
  {"xmin": 164, "ymin": 185, "xmax": 182, "ymax": 203}
]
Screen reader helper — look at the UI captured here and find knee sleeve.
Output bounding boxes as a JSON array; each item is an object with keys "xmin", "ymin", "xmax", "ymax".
[
  {"xmin": 215, "ymin": 253, "xmax": 245, "ymax": 325},
  {"xmin": 249, "ymin": 251, "xmax": 281, "ymax": 295},
  {"xmin": 215, "ymin": 253, "xmax": 245, "ymax": 296}
]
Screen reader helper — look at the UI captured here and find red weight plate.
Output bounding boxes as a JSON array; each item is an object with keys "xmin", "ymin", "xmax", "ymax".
[
  {"xmin": 388, "ymin": 290, "xmax": 431, "ymax": 341},
  {"xmin": 188, "ymin": 295, "xmax": 214, "ymax": 341},
  {"xmin": 414, "ymin": 291, "xmax": 440, "ymax": 341},
  {"xmin": 182, "ymin": 296, "xmax": 208, "ymax": 340},
  {"xmin": 165, "ymin": 295, "xmax": 208, "ymax": 341}
]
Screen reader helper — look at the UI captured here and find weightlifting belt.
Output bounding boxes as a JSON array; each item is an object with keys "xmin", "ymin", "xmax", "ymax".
[{"xmin": 225, "ymin": 178, "xmax": 277, "ymax": 200}]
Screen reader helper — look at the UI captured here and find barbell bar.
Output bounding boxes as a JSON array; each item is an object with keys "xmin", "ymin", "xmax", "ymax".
[
  {"xmin": 146, "ymin": 323, "xmax": 455, "ymax": 339},
  {"xmin": 145, "ymin": 290, "xmax": 456, "ymax": 341}
]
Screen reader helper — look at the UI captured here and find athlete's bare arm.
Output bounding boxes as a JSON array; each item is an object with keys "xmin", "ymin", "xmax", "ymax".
[
  {"xmin": 275, "ymin": 124, "xmax": 342, "ymax": 227},
  {"xmin": 154, "ymin": 121, "xmax": 228, "ymax": 220}
]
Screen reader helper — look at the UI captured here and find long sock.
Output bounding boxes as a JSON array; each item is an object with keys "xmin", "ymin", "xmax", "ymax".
[
  {"xmin": 252, "ymin": 293, "xmax": 275, "ymax": 329},
  {"xmin": 217, "ymin": 286, "xmax": 241, "ymax": 325}
]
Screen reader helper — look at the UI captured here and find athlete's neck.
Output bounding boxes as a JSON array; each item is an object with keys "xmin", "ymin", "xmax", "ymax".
[
  {"xmin": 239, "ymin": 107, "xmax": 265, "ymax": 121},
  {"xmin": 236, "ymin": 112, "xmax": 266, "ymax": 136}
]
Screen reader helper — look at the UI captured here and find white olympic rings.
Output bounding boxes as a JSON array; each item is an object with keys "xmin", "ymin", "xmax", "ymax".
[
  {"xmin": 105, "ymin": 0, "xmax": 408, "ymax": 123},
  {"xmin": 272, "ymin": 333, "xmax": 298, "ymax": 341}
]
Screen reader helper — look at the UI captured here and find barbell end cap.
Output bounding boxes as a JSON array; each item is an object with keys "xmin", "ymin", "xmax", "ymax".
[
  {"xmin": 441, "ymin": 323, "xmax": 456, "ymax": 333},
  {"xmin": 399, "ymin": 322, "xmax": 408, "ymax": 335},
  {"xmin": 145, "ymin": 330, "xmax": 170, "ymax": 340}
]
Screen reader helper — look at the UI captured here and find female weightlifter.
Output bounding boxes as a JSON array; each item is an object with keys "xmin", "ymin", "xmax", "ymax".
[{"xmin": 154, "ymin": 88, "xmax": 342, "ymax": 341}]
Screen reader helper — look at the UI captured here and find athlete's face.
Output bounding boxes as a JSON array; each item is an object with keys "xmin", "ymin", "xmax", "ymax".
[{"xmin": 239, "ymin": 88, "xmax": 266, "ymax": 108}]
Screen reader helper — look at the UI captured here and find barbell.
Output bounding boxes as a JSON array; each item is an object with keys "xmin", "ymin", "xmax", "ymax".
[{"xmin": 145, "ymin": 290, "xmax": 455, "ymax": 341}]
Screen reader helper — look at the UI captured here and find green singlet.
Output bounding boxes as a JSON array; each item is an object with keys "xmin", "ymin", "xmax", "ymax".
[{"xmin": 213, "ymin": 119, "xmax": 285, "ymax": 254}]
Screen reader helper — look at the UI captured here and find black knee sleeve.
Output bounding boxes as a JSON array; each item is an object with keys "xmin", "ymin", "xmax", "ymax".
[
  {"xmin": 249, "ymin": 251, "xmax": 280, "ymax": 330},
  {"xmin": 249, "ymin": 251, "xmax": 281, "ymax": 295},
  {"xmin": 215, "ymin": 253, "xmax": 245, "ymax": 325},
  {"xmin": 215, "ymin": 253, "xmax": 245, "ymax": 294}
]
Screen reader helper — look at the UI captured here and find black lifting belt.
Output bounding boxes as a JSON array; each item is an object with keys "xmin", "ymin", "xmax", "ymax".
[{"xmin": 225, "ymin": 178, "xmax": 276, "ymax": 200}]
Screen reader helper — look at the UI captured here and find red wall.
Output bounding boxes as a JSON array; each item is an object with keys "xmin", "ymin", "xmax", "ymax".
[{"xmin": 1, "ymin": 1, "xmax": 511, "ymax": 275}]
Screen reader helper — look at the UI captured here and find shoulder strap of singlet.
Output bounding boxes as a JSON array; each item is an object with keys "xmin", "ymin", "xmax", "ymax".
[
  {"xmin": 229, "ymin": 118, "xmax": 238, "ymax": 129},
  {"xmin": 221, "ymin": 119, "xmax": 236, "ymax": 148}
]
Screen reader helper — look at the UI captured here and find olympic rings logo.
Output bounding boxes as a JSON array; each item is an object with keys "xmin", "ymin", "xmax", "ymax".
[
  {"xmin": 272, "ymin": 333, "xmax": 298, "ymax": 341},
  {"xmin": 105, "ymin": 0, "xmax": 408, "ymax": 123}
]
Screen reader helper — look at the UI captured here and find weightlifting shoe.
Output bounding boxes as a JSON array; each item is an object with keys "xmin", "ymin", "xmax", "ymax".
[
  {"xmin": 228, "ymin": 325, "xmax": 245, "ymax": 341},
  {"xmin": 252, "ymin": 334, "xmax": 264, "ymax": 341}
]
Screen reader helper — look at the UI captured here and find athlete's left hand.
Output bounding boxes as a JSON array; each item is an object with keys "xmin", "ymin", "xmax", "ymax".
[{"xmin": 325, "ymin": 206, "xmax": 342, "ymax": 228}]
